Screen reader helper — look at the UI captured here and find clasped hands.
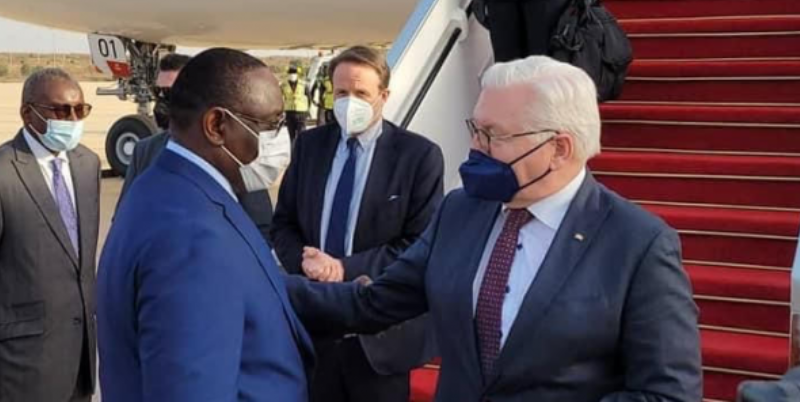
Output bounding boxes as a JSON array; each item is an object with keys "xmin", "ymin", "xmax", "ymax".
[{"xmin": 302, "ymin": 247, "xmax": 344, "ymax": 282}]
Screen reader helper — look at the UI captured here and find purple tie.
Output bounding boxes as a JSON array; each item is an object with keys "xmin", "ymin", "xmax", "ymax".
[
  {"xmin": 475, "ymin": 208, "xmax": 532, "ymax": 380},
  {"xmin": 51, "ymin": 159, "xmax": 79, "ymax": 255}
]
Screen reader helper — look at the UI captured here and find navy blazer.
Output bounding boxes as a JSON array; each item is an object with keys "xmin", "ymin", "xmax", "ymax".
[
  {"xmin": 287, "ymin": 173, "xmax": 702, "ymax": 401},
  {"xmin": 98, "ymin": 149, "xmax": 314, "ymax": 401},
  {"xmin": 270, "ymin": 120, "xmax": 444, "ymax": 374}
]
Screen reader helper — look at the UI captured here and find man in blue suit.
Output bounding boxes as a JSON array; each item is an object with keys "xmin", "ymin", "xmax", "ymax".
[
  {"xmin": 290, "ymin": 56, "xmax": 703, "ymax": 401},
  {"xmin": 98, "ymin": 48, "xmax": 314, "ymax": 401}
]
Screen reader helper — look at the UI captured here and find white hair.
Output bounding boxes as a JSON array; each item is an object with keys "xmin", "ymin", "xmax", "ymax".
[{"xmin": 480, "ymin": 56, "xmax": 601, "ymax": 162}]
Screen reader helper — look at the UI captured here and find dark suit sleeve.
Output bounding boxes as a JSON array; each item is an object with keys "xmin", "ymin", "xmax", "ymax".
[
  {"xmin": 118, "ymin": 141, "xmax": 146, "ymax": 207},
  {"xmin": 269, "ymin": 135, "xmax": 308, "ymax": 273},
  {"xmin": 239, "ymin": 190, "xmax": 274, "ymax": 244},
  {"xmin": 137, "ymin": 224, "xmax": 246, "ymax": 400},
  {"xmin": 602, "ymin": 229, "xmax": 703, "ymax": 402},
  {"xmin": 340, "ymin": 143, "xmax": 444, "ymax": 280},
  {"xmin": 286, "ymin": 191, "xmax": 449, "ymax": 337}
]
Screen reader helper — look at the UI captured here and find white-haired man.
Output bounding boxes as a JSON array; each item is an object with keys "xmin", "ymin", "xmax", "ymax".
[{"xmin": 286, "ymin": 56, "xmax": 702, "ymax": 401}]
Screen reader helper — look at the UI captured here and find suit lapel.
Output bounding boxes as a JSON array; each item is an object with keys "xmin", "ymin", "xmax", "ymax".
[
  {"xmin": 456, "ymin": 199, "xmax": 502, "ymax": 386},
  {"xmin": 158, "ymin": 151, "xmax": 314, "ymax": 360},
  {"xmin": 309, "ymin": 125, "xmax": 342, "ymax": 246},
  {"xmin": 488, "ymin": 175, "xmax": 612, "ymax": 387},
  {"xmin": 11, "ymin": 131, "xmax": 79, "ymax": 268},
  {"xmin": 352, "ymin": 122, "xmax": 399, "ymax": 251},
  {"xmin": 69, "ymin": 146, "xmax": 98, "ymax": 271}
]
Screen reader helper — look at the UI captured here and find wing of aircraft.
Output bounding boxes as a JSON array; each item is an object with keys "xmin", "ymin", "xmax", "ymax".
[{"xmin": 0, "ymin": 0, "xmax": 417, "ymax": 48}]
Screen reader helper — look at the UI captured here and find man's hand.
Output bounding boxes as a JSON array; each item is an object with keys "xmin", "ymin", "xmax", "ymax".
[{"xmin": 302, "ymin": 247, "xmax": 344, "ymax": 283}]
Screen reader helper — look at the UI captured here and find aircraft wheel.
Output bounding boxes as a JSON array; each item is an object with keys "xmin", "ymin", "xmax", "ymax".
[{"xmin": 105, "ymin": 114, "xmax": 157, "ymax": 176}]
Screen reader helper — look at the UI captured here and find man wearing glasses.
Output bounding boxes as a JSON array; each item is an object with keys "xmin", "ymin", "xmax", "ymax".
[
  {"xmin": 285, "ymin": 56, "xmax": 702, "ymax": 401},
  {"xmin": 98, "ymin": 48, "xmax": 313, "ymax": 401},
  {"xmin": 0, "ymin": 68, "xmax": 100, "ymax": 401},
  {"xmin": 118, "ymin": 53, "xmax": 288, "ymax": 243}
]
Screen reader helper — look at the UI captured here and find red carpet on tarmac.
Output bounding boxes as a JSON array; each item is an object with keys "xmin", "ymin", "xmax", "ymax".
[{"xmin": 409, "ymin": 0, "xmax": 800, "ymax": 400}]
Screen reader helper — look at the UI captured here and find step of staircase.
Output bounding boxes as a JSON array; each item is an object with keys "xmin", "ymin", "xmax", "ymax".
[
  {"xmin": 600, "ymin": 103, "xmax": 800, "ymax": 154},
  {"xmin": 605, "ymin": 0, "xmax": 800, "ymax": 19},
  {"xmin": 620, "ymin": 59, "xmax": 800, "ymax": 103},
  {"xmin": 620, "ymin": 16, "xmax": 800, "ymax": 59}
]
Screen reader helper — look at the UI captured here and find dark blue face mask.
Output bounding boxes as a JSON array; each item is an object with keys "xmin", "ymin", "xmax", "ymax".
[{"xmin": 459, "ymin": 137, "xmax": 554, "ymax": 202}]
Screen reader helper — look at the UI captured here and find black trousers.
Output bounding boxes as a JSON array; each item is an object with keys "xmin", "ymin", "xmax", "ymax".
[
  {"xmin": 310, "ymin": 338, "xmax": 409, "ymax": 402},
  {"xmin": 286, "ymin": 111, "xmax": 307, "ymax": 143},
  {"xmin": 70, "ymin": 329, "xmax": 93, "ymax": 402},
  {"xmin": 486, "ymin": 0, "xmax": 571, "ymax": 62}
]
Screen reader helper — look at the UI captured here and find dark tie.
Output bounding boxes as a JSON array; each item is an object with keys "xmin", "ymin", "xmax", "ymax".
[
  {"xmin": 325, "ymin": 138, "xmax": 359, "ymax": 258},
  {"xmin": 475, "ymin": 208, "xmax": 532, "ymax": 380},
  {"xmin": 51, "ymin": 159, "xmax": 79, "ymax": 256}
]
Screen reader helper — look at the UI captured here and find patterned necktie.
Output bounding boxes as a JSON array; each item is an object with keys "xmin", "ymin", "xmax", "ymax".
[
  {"xmin": 51, "ymin": 158, "xmax": 79, "ymax": 255},
  {"xmin": 475, "ymin": 208, "xmax": 533, "ymax": 380},
  {"xmin": 325, "ymin": 138, "xmax": 359, "ymax": 258}
]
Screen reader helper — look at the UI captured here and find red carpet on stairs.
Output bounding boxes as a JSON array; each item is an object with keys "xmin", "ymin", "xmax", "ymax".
[
  {"xmin": 601, "ymin": 0, "xmax": 799, "ymax": 399},
  {"xmin": 410, "ymin": 0, "xmax": 800, "ymax": 400},
  {"xmin": 621, "ymin": 60, "xmax": 800, "ymax": 103}
]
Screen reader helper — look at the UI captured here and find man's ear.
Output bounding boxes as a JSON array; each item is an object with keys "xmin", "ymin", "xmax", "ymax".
[
  {"xmin": 550, "ymin": 133, "xmax": 575, "ymax": 170},
  {"xmin": 202, "ymin": 108, "xmax": 228, "ymax": 147}
]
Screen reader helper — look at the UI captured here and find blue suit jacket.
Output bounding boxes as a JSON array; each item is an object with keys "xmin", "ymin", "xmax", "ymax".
[
  {"xmin": 287, "ymin": 173, "xmax": 702, "ymax": 401},
  {"xmin": 98, "ymin": 150, "xmax": 314, "ymax": 401}
]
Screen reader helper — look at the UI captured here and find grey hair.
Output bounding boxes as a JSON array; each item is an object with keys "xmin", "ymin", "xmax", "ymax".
[
  {"xmin": 481, "ymin": 56, "xmax": 602, "ymax": 162},
  {"xmin": 22, "ymin": 68, "xmax": 78, "ymax": 104}
]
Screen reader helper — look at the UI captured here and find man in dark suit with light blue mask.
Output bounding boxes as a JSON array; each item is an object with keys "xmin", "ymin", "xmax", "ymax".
[
  {"xmin": 285, "ymin": 55, "xmax": 703, "ymax": 401},
  {"xmin": 271, "ymin": 45, "xmax": 444, "ymax": 401},
  {"xmin": 0, "ymin": 68, "xmax": 100, "ymax": 401}
]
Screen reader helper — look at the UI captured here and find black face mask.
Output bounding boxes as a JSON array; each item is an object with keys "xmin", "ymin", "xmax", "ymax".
[{"xmin": 153, "ymin": 99, "xmax": 170, "ymax": 130}]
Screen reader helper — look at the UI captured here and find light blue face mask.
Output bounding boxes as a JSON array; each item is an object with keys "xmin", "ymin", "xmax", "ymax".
[{"xmin": 29, "ymin": 107, "xmax": 84, "ymax": 152}]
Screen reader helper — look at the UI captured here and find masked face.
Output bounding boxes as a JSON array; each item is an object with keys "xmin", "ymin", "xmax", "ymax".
[
  {"xmin": 333, "ymin": 96, "xmax": 381, "ymax": 135},
  {"xmin": 28, "ymin": 106, "xmax": 84, "ymax": 152},
  {"xmin": 459, "ymin": 136, "xmax": 555, "ymax": 202},
  {"xmin": 220, "ymin": 109, "xmax": 280, "ymax": 193},
  {"xmin": 288, "ymin": 73, "xmax": 298, "ymax": 82}
]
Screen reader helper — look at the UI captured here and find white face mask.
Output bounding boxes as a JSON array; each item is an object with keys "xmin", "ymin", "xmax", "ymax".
[
  {"xmin": 334, "ymin": 96, "xmax": 378, "ymax": 135},
  {"xmin": 29, "ymin": 107, "xmax": 84, "ymax": 152},
  {"xmin": 220, "ymin": 109, "xmax": 277, "ymax": 193},
  {"xmin": 288, "ymin": 73, "xmax": 298, "ymax": 82}
]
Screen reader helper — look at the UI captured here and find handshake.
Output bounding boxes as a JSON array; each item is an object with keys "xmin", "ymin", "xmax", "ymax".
[
  {"xmin": 300, "ymin": 247, "xmax": 373, "ymax": 286},
  {"xmin": 301, "ymin": 247, "xmax": 344, "ymax": 282}
]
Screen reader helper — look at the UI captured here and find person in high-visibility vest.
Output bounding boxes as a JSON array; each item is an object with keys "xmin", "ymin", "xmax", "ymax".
[
  {"xmin": 312, "ymin": 63, "xmax": 336, "ymax": 126},
  {"xmin": 282, "ymin": 66, "xmax": 309, "ymax": 142}
]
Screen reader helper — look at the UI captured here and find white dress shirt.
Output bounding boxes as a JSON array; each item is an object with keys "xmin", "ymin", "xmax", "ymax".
[
  {"xmin": 472, "ymin": 168, "xmax": 587, "ymax": 347},
  {"xmin": 319, "ymin": 121, "xmax": 383, "ymax": 256},
  {"xmin": 166, "ymin": 140, "xmax": 238, "ymax": 201},
  {"xmin": 23, "ymin": 129, "xmax": 76, "ymax": 207}
]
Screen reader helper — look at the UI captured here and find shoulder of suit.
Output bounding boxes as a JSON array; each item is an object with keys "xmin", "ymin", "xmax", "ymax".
[
  {"xmin": 440, "ymin": 188, "xmax": 494, "ymax": 216},
  {"xmin": 385, "ymin": 122, "xmax": 442, "ymax": 152},
  {"xmin": 136, "ymin": 132, "xmax": 169, "ymax": 150},
  {"xmin": 74, "ymin": 144, "xmax": 101, "ymax": 163},
  {"xmin": 297, "ymin": 124, "xmax": 338, "ymax": 146},
  {"xmin": 596, "ymin": 181, "xmax": 671, "ymax": 235},
  {"xmin": 0, "ymin": 138, "xmax": 15, "ymax": 161}
]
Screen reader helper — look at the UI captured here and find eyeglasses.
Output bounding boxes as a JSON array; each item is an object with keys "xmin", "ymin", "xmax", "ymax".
[
  {"xmin": 466, "ymin": 119, "xmax": 557, "ymax": 149},
  {"xmin": 29, "ymin": 103, "xmax": 92, "ymax": 120},
  {"xmin": 227, "ymin": 110, "xmax": 285, "ymax": 138}
]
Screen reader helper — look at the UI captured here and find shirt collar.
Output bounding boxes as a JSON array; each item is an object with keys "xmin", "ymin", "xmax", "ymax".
[
  {"xmin": 23, "ymin": 128, "xmax": 68, "ymax": 165},
  {"xmin": 340, "ymin": 119, "xmax": 384, "ymax": 149},
  {"xmin": 504, "ymin": 168, "xmax": 587, "ymax": 231},
  {"xmin": 166, "ymin": 140, "xmax": 238, "ymax": 201}
]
